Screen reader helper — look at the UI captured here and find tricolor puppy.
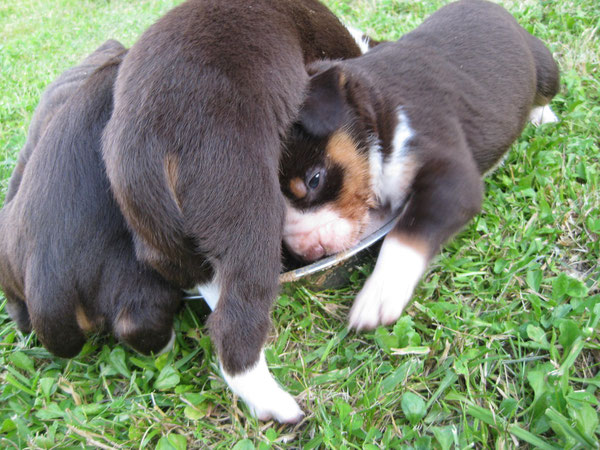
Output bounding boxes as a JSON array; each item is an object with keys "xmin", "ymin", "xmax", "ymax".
[
  {"xmin": 0, "ymin": 40, "xmax": 181, "ymax": 358},
  {"xmin": 280, "ymin": 0, "xmax": 559, "ymax": 330},
  {"xmin": 102, "ymin": 0, "xmax": 364, "ymax": 422}
]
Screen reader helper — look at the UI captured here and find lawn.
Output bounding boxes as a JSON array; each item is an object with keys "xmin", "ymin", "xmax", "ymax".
[{"xmin": 1, "ymin": 0, "xmax": 599, "ymax": 448}]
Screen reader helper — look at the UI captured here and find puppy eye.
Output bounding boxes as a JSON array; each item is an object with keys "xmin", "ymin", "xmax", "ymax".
[{"xmin": 308, "ymin": 172, "xmax": 321, "ymax": 189}]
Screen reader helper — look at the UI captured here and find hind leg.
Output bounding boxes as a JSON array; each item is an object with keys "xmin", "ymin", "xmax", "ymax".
[
  {"xmin": 111, "ymin": 264, "xmax": 181, "ymax": 355},
  {"xmin": 25, "ymin": 280, "xmax": 87, "ymax": 358},
  {"xmin": 114, "ymin": 309, "xmax": 177, "ymax": 355},
  {"xmin": 5, "ymin": 292, "xmax": 32, "ymax": 333}
]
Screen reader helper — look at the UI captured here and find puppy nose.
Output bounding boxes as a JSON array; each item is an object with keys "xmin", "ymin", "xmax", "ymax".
[{"xmin": 304, "ymin": 244, "xmax": 325, "ymax": 261}]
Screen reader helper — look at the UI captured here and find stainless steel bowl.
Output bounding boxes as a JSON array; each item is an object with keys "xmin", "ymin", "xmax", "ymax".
[{"xmin": 184, "ymin": 209, "xmax": 398, "ymax": 301}]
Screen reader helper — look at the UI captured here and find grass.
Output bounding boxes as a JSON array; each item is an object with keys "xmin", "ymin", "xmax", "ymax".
[{"xmin": 1, "ymin": 0, "xmax": 599, "ymax": 448}]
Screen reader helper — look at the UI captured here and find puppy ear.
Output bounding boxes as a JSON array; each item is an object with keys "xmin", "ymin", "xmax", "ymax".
[{"xmin": 298, "ymin": 66, "xmax": 347, "ymax": 138}]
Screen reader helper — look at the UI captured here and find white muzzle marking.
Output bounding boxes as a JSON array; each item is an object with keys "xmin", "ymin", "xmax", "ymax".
[{"xmin": 284, "ymin": 204, "xmax": 363, "ymax": 261}]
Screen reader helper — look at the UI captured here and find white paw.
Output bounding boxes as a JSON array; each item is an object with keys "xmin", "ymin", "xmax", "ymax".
[
  {"xmin": 529, "ymin": 105, "xmax": 559, "ymax": 126},
  {"xmin": 247, "ymin": 385, "xmax": 304, "ymax": 423},
  {"xmin": 221, "ymin": 352, "xmax": 304, "ymax": 423},
  {"xmin": 349, "ymin": 235, "xmax": 426, "ymax": 330}
]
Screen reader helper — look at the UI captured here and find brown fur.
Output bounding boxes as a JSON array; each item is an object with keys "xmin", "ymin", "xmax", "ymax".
[
  {"xmin": 101, "ymin": 0, "xmax": 362, "ymax": 374},
  {"xmin": 0, "ymin": 40, "xmax": 182, "ymax": 358},
  {"xmin": 281, "ymin": 0, "xmax": 559, "ymax": 262}
]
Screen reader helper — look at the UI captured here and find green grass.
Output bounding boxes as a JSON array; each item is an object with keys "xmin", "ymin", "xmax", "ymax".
[{"xmin": 1, "ymin": 0, "xmax": 599, "ymax": 448}]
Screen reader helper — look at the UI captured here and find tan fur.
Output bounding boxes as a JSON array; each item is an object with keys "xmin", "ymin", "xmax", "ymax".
[
  {"xmin": 75, "ymin": 305, "xmax": 95, "ymax": 333},
  {"xmin": 338, "ymin": 71, "xmax": 347, "ymax": 89},
  {"xmin": 289, "ymin": 177, "xmax": 307, "ymax": 199},
  {"xmin": 114, "ymin": 311, "xmax": 134, "ymax": 338},
  {"xmin": 164, "ymin": 153, "xmax": 182, "ymax": 213},
  {"xmin": 326, "ymin": 131, "xmax": 374, "ymax": 223}
]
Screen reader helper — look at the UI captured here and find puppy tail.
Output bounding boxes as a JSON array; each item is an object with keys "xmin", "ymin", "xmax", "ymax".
[{"xmin": 101, "ymin": 75, "xmax": 192, "ymax": 265}]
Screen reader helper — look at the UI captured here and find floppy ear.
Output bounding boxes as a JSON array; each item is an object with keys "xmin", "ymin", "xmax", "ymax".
[{"xmin": 297, "ymin": 66, "xmax": 347, "ymax": 138}]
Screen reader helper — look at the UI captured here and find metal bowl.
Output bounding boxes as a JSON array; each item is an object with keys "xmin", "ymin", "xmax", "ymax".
[
  {"xmin": 184, "ymin": 208, "xmax": 398, "ymax": 301},
  {"xmin": 278, "ymin": 209, "xmax": 398, "ymax": 291}
]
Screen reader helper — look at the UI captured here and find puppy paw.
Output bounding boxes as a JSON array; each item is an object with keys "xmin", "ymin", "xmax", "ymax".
[
  {"xmin": 221, "ymin": 352, "xmax": 304, "ymax": 424},
  {"xmin": 114, "ymin": 312, "xmax": 175, "ymax": 356},
  {"xmin": 349, "ymin": 236, "xmax": 426, "ymax": 330},
  {"xmin": 529, "ymin": 105, "xmax": 558, "ymax": 126},
  {"xmin": 247, "ymin": 386, "xmax": 304, "ymax": 424},
  {"xmin": 155, "ymin": 329, "xmax": 176, "ymax": 355}
]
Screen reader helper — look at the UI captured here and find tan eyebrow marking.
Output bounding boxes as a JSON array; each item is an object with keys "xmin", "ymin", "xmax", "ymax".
[
  {"xmin": 289, "ymin": 177, "xmax": 307, "ymax": 199},
  {"xmin": 326, "ymin": 130, "xmax": 375, "ymax": 222}
]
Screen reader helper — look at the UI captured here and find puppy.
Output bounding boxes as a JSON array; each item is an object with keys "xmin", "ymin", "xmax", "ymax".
[
  {"xmin": 101, "ymin": 0, "xmax": 364, "ymax": 422},
  {"xmin": 0, "ymin": 40, "xmax": 181, "ymax": 358},
  {"xmin": 280, "ymin": 0, "xmax": 559, "ymax": 330}
]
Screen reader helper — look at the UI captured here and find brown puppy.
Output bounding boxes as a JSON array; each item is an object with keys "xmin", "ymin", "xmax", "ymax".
[
  {"xmin": 280, "ymin": 0, "xmax": 559, "ymax": 329},
  {"xmin": 0, "ymin": 40, "xmax": 181, "ymax": 358},
  {"xmin": 101, "ymin": 0, "xmax": 363, "ymax": 422}
]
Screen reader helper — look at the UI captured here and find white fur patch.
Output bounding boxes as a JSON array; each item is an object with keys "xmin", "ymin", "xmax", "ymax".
[
  {"xmin": 345, "ymin": 24, "xmax": 370, "ymax": 54},
  {"xmin": 371, "ymin": 110, "xmax": 416, "ymax": 212},
  {"xmin": 368, "ymin": 141, "xmax": 384, "ymax": 202},
  {"xmin": 349, "ymin": 235, "xmax": 426, "ymax": 330},
  {"xmin": 221, "ymin": 352, "xmax": 304, "ymax": 423},
  {"xmin": 284, "ymin": 202, "xmax": 361, "ymax": 261},
  {"xmin": 529, "ymin": 105, "xmax": 559, "ymax": 126},
  {"xmin": 192, "ymin": 275, "xmax": 222, "ymax": 311}
]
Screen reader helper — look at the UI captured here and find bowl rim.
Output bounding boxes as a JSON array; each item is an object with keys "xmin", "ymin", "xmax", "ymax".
[
  {"xmin": 278, "ymin": 214, "xmax": 398, "ymax": 283},
  {"xmin": 184, "ymin": 211, "xmax": 399, "ymax": 301}
]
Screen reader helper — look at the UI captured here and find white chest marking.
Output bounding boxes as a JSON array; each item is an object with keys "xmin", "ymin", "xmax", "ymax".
[
  {"xmin": 349, "ymin": 234, "xmax": 427, "ymax": 330},
  {"xmin": 221, "ymin": 351, "xmax": 304, "ymax": 423},
  {"xmin": 370, "ymin": 109, "xmax": 416, "ymax": 212}
]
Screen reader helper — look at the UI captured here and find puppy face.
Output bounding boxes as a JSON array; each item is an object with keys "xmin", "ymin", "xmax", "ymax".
[{"xmin": 281, "ymin": 66, "xmax": 377, "ymax": 261}]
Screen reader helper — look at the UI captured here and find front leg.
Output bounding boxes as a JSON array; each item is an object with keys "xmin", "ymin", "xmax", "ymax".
[
  {"xmin": 350, "ymin": 152, "xmax": 483, "ymax": 330},
  {"xmin": 349, "ymin": 232, "xmax": 428, "ymax": 330}
]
